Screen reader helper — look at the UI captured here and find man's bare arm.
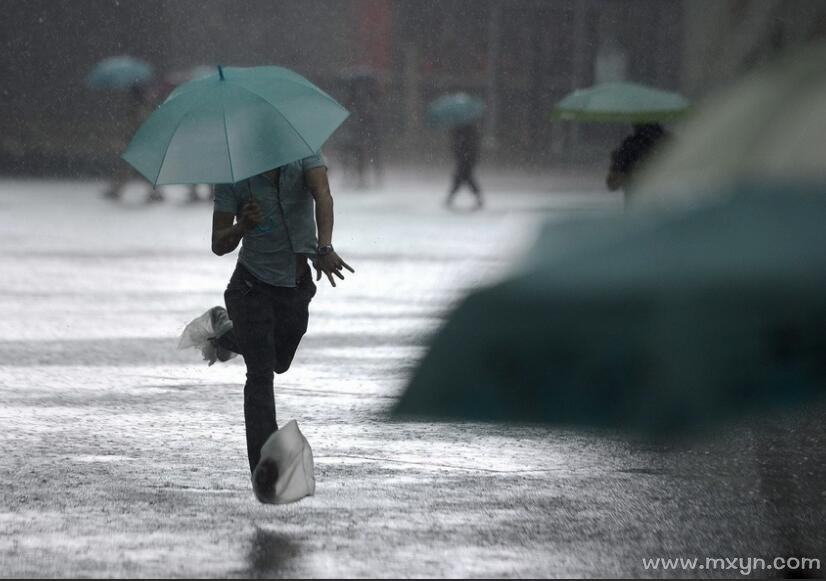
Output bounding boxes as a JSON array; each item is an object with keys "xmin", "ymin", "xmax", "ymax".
[
  {"xmin": 306, "ymin": 167, "xmax": 334, "ymax": 246},
  {"xmin": 211, "ymin": 203, "xmax": 263, "ymax": 256},
  {"xmin": 306, "ymin": 167, "xmax": 354, "ymax": 287}
]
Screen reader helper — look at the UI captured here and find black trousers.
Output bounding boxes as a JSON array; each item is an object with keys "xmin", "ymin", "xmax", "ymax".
[
  {"xmin": 447, "ymin": 159, "xmax": 481, "ymax": 203},
  {"xmin": 217, "ymin": 263, "xmax": 316, "ymax": 473}
]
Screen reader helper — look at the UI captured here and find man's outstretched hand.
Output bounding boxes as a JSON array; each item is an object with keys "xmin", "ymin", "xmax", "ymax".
[{"xmin": 313, "ymin": 252, "xmax": 354, "ymax": 287}]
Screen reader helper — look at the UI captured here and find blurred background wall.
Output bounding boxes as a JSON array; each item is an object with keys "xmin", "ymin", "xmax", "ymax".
[{"xmin": 2, "ymin": 0, "xmax": 825, "ymax": 178}]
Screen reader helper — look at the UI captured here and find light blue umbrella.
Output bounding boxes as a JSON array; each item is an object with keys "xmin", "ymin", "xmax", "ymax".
[
  {"xmin": 394, "ymin": 184, "xmax": 826, "ymax": 435},
  {"xmin": 551, "ymin": 81, "xmax": 689, "ymax": 123},
  {"xmin": 122, "ymin": 65, "xmax": 349, "ymax": 186},
  {"xmin": 426, "ymin": 93, "xmax": 485, "ymax": 127},
  {"xmin": 86, "ymin": 56, "xmax": 154, "ymax": 90}
]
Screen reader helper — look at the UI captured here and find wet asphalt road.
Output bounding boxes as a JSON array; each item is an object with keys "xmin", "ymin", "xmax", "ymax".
[{"xmin": 0, "ymin": 172, "xmax": 824, "ymax": 578}]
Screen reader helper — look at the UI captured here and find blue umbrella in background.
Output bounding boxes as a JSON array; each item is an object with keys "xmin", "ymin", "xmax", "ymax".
[
  {"xmin": 86, "ymin": 56, "xmax": 154, "ymax": 90},
  {"xmin": 426, "ymin": 92, "xmax": 485, "ymax": 127}
]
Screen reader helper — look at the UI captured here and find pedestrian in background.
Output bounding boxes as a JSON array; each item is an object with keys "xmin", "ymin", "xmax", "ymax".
[
  {"xmin": 606, "ymin": 122, "xmax": 670, "ymax": 198},
  {"xmin": 103, "ymin": 85, "xmax": 164, "ymax": 203},
  {"xmin": 446, "ymin": 123, "xmax": 483, "ymax": 210}
]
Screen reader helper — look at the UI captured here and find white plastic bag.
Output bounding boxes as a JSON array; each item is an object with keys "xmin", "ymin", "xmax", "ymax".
[
  {"xmin": 252, "ymin": 420, "xmax": 315, "ymax": 504},
  {"xmin": 177, "ymin": 307, "xmax": 237, "ymax": 365},
  {"xmin": 177, "ymin": 309, "xmax": 214, "ymax": 350}
]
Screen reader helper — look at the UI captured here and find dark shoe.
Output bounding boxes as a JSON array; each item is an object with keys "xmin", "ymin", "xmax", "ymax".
[
  {"xmin": 203, "ymin": 306, "xmax": 235, "ymax": 365},
  {"xmin": 207, "ymin": 337, "xmax": 236, "ymax": 365},
  {"xmin": 251, "ymin": 458, "xmax": 279, "ymax": 503},
  {"xmin": 209, "ymin": 306, "xmax": 233, "ymax": 338},
  {"xmin": 145, "ymin": 190, "xmax": 164, "ymax": 203}
]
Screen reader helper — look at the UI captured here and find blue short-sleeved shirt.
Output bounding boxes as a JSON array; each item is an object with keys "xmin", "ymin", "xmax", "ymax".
[{"xmin": 214, "ymin": 153, "xmax": 326, "ymax": 287}]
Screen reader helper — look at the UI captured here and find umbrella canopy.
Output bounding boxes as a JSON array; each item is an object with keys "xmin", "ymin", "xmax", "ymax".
[
  {"xmin": 634, "ymin": 42, "xmax": 826, "ymax": 207},
  {"xmin": 551, "ymin": 81, "xmax": 689, "ymax": 123},
  {"xmin": 122, "ymin": 65, "xmax": 349, "ymax": 186},
  {"xmin": 86, "ymin": 56, "xmax": 154, "ymax": 90},
  {"xmin": 394, "ymin": 184, "xmax": 826, "ymax": 435},
  {"xmin": 425, "ymin": 93, "xmax": 485, "ymax": 128}
]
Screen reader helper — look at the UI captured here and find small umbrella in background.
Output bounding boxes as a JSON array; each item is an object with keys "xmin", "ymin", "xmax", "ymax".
[
  {"xmin": 634, "ymin": 41, "xmax": 826, "ymax": 207},
  {"xmin": 425, "ymin": 92, "xmax": 485, "ymax": 128},
  {"xmin": 86, "ymin": 56, "xmax": 154, "ymax": 90},
  {"xmin": 122, "ymin": 65, "xmax": 349, "ymax": 186},
  {"xmin": 394, "ymin": 185, "xmax": 826, "ymax": 435},
  {"xmin": 551, "ymin": 81, "xmax": 689, "ymax": 123}
]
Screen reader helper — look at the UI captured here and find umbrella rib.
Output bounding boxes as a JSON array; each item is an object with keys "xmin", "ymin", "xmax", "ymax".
[
  {"xmin": 236, "ymin": 77, "xmax": 348, "ymax": 114},
  {"xmin": 230, "ymin": 83, "xmax": 342, "ymax": 154},
  {"xmin": 222, "ymin": 104, "xmax": 235, "ymax": 183}
]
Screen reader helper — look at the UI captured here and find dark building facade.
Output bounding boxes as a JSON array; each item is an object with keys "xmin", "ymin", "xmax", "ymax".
[{"xmin": 3, "ymin": 0, "xmax": 821, "ymax": 176}]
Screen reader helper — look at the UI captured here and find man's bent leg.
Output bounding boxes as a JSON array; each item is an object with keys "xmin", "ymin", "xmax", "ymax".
[{"xmin": 271, "ymin": 271, "xmax": 316, "ymax": 374}]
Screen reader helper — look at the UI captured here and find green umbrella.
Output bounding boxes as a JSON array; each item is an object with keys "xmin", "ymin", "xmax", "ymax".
[
  {"xmin": 394, "ymin": 184, "xmax": 826, "ymax": 435},
  {"xmin": 122, "ymin": 65, "xmax": 349, "ymax": 186},
  {"xmin": 426, "ymin": 93, "xmax": 485, "ymax": 128},
  {"xmin": 86, "ymin": 56, "xmax": 154, "ymax": 90},
  {"xmin": 551, "ymin": 81, "xmax": 689, "ymax": 123}
]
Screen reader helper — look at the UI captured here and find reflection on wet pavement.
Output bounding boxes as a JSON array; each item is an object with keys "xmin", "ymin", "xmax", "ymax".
[{"xmin": 1, "ymin": 179, "xmax": 824, "ymax": 577}]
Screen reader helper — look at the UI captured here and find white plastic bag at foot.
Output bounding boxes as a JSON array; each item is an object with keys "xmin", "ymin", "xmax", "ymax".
[
  {"xmin": 252, "ymin": 420, "xmax": 315, "ymax": 504},
  {"xmin": 178, "ymin": 308, "xmax": 215, "ymax": 350}
]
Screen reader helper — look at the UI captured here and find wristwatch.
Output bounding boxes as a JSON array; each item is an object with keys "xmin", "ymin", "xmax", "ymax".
[{"xmin": 316, "ymin": 244, "xmax": 334, "ymax": 256}]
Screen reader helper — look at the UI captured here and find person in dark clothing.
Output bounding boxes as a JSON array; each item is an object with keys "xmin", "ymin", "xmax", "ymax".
[
  {"xmin": 446, "ymin": 123, "xmax": 483, "ymax": 209},
  {"xmin": 606, "ymin": 123, "xmax": 670, "ymax": 196},
  {"xmin": 344, "ymin": 74, "xmax": 383, "ymax": 188},
  {"xmin": 179, "ymin": 154, "xmax": 353, "ymax": 501},
  {"xmin": 104, "ymin": 85, "xmax": 164, "ymax": 203}
]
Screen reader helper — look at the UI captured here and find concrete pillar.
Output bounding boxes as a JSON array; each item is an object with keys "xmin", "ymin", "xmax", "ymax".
[{"xmin": 567, "ymin": 0, "xmax": 590, "ymax": 162}]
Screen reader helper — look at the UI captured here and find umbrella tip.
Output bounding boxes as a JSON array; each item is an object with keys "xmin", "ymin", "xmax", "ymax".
[{"xmin": 218, "ymin": 65, "xmax": 224, "ymax": 80}]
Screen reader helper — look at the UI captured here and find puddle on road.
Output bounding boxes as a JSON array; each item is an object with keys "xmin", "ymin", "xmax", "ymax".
[{"xmin": 69, "ymin": 455, "xmax": 135, "ymax": 463}]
